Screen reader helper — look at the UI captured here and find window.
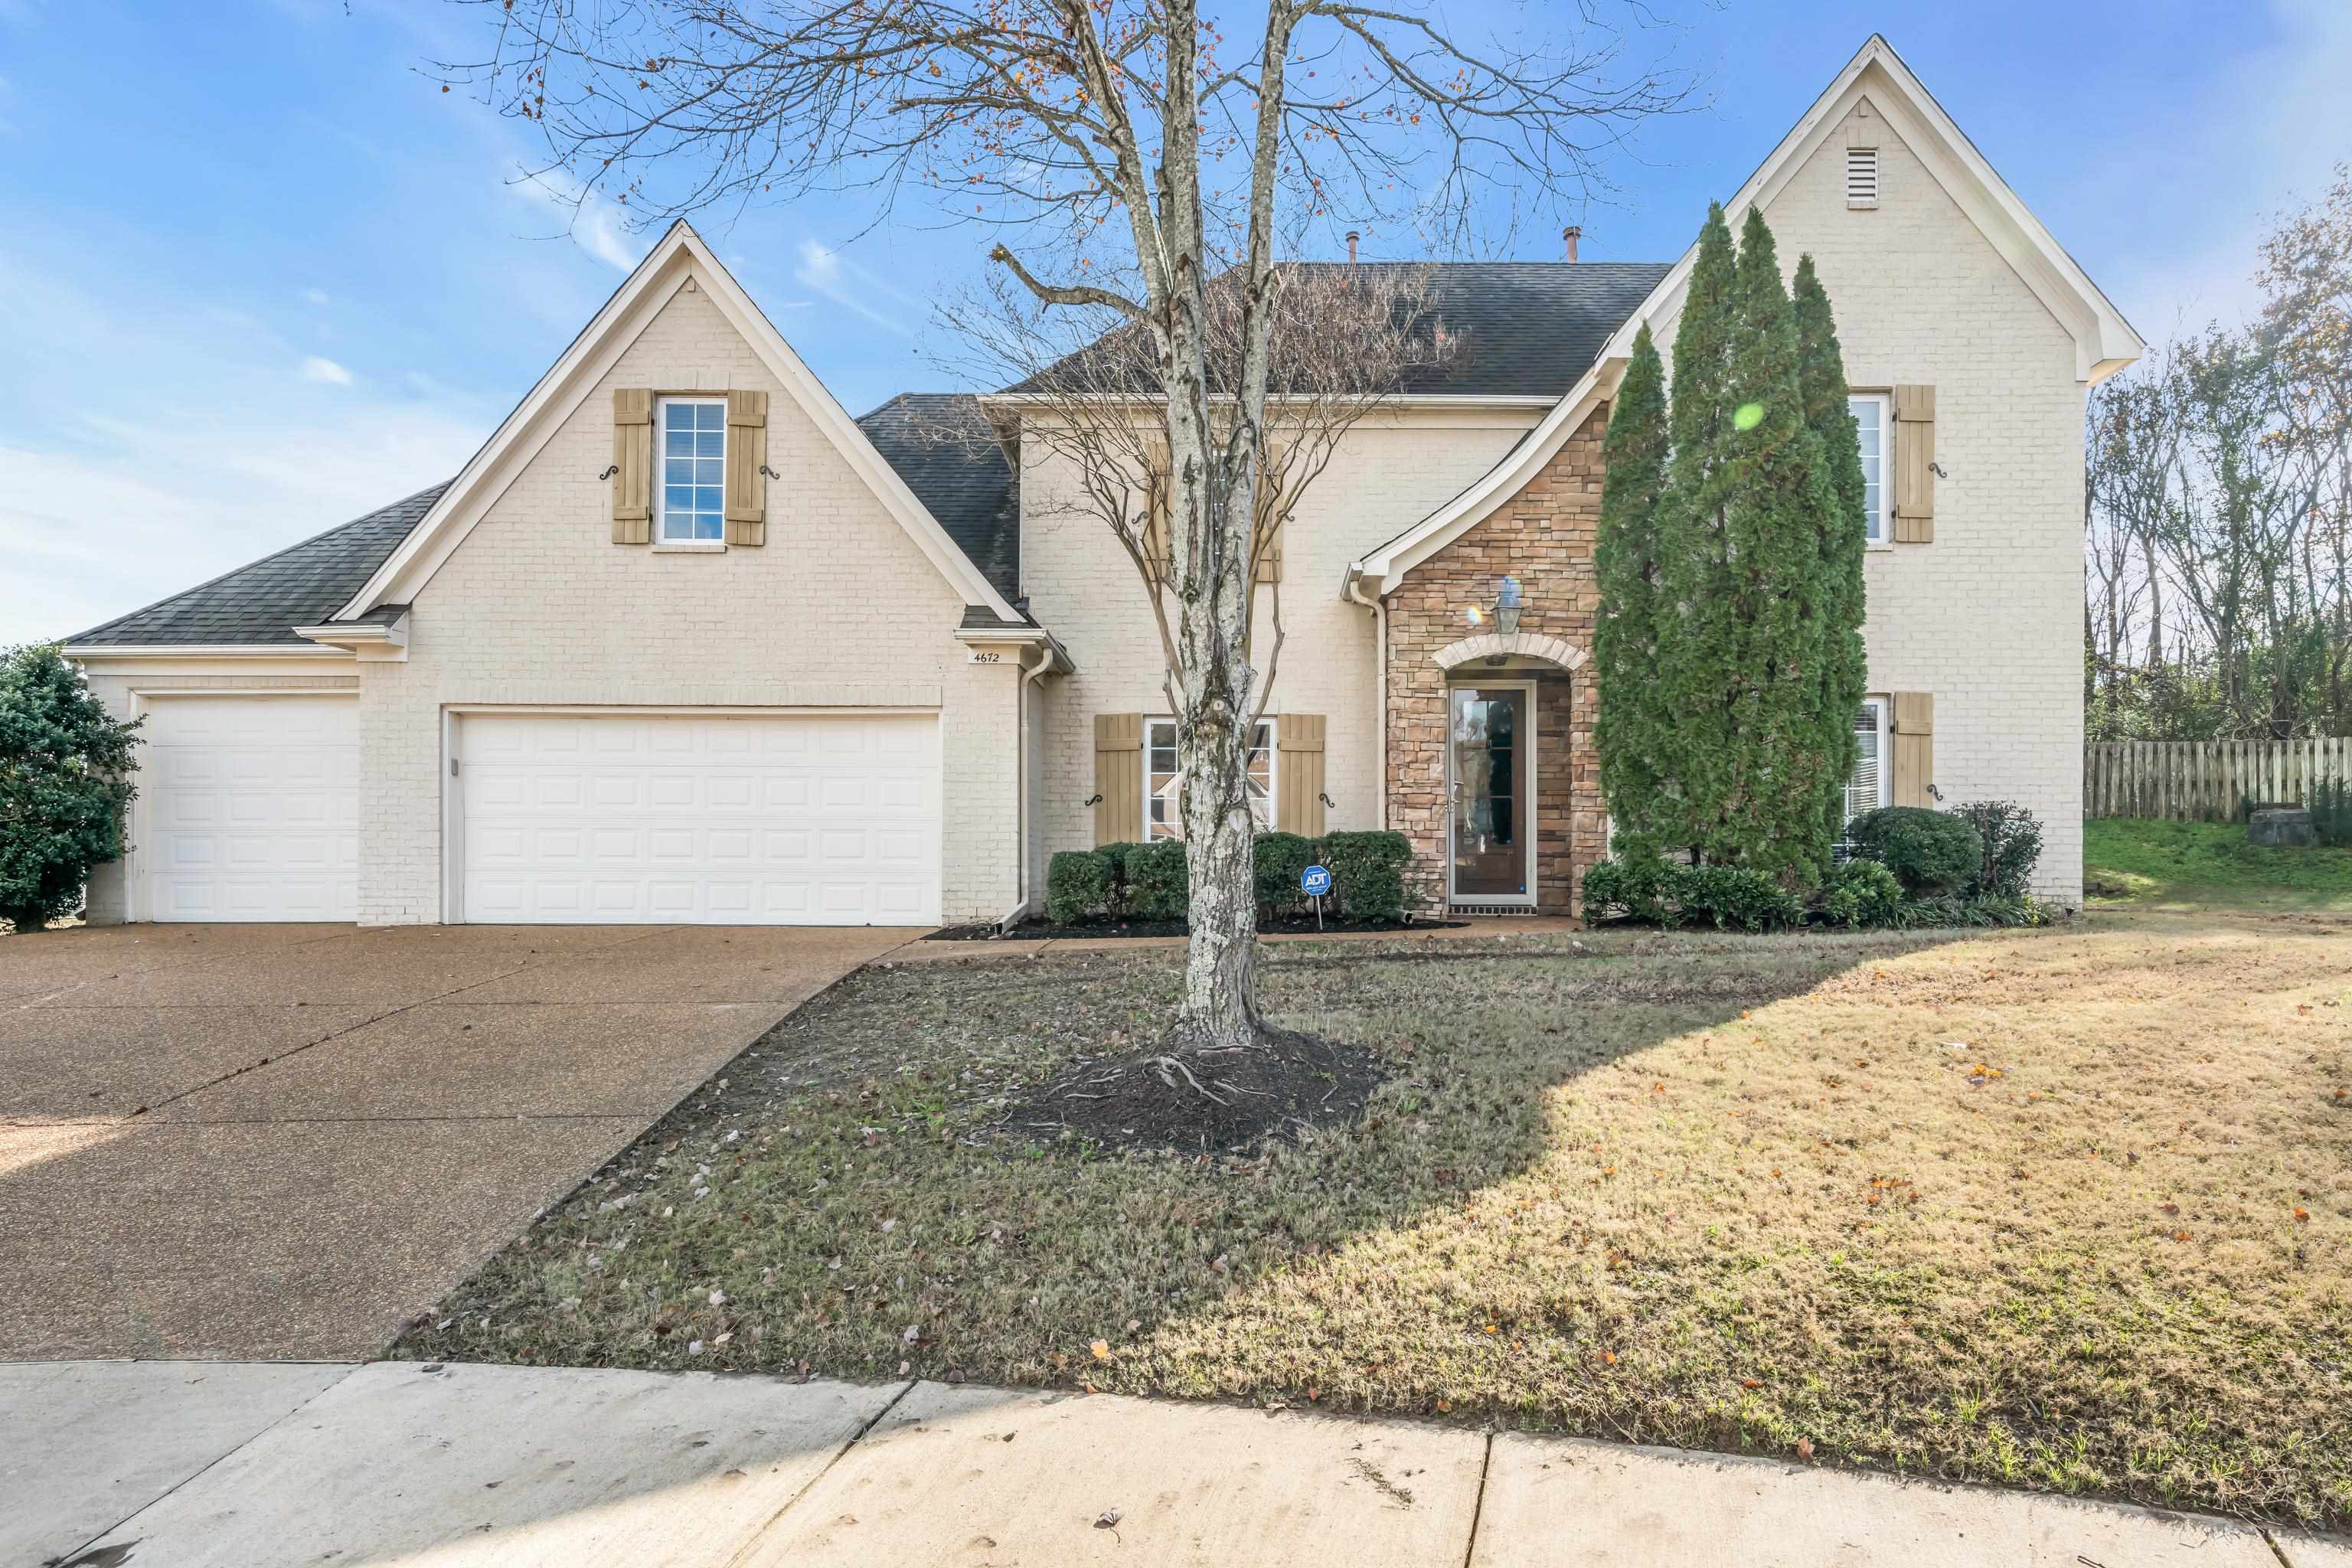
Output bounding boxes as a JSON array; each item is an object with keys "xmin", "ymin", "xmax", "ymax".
[
  {"xmin": 1845, "ymin": 146, "xmax": 1879, "ymax": 208},
  {"xmin": 658, "ymin": 397, "xmax": 727, "ymax": 543},
  {"xmin": 1145, "ymin": 717, "xmax": 1276, "ymax": 840},
  {"xmin": 1840, "ymin": 699, "xmax": 1890, "ymax": 845},
  {"xmin": 1851, "ymin": 393, "xmax": 1890, "ymax": 544}
]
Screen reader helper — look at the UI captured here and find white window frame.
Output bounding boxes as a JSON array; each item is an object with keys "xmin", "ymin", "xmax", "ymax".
[
  {"xmin": 1851, "ymin": 392, "xmax": 1892, "ymax": 547},
  {"xmin": 655, "ymin": 395, "xmax": 729, "ymax": 547},
  {"xmin": 1144, "ymin": 716, "xmax": 1277, "ymax": 841},
  {"xmin": 1839, "ymin": 696, "xmax": 1892, "ymax": 849}
]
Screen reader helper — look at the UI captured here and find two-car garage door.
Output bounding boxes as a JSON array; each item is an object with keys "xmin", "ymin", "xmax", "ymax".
[
  {"xmin": 133, "ymin": 700, "xmax": 941, "ymax": 926},
  {"xmin": 456, "ymin": 711, "xmax": 942, "ymax": 926}
]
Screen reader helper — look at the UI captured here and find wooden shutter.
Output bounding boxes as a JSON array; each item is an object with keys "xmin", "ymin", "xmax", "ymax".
[
  {"xmin": 611, "ymin": 388, "xmax": 653, "ymax": 544},
  {"xmin": 1094, "ymin": 712, "xmax": 1144, "ymax": 844},
  {"xmin": 1891, "ymin": 692, "xmax": 1934, "ymax": 806},
  {"xmin": 1276, "ymin": 713, "xmax": 1325, "ymax": 835},
  {"xmin": 1893, "ymin": 384, "xmax": 1935, "ymax": 543},
  {"xmin": 724, "ymin": 388, "xmax": 768, "ymax": 547},
  {"xmin": 1142, "ymin": 439, "xmax": 1173, "ymax": 585},
  {"xmin": 1253, "ymin": 444, "xmax": 1285, "ymax": 585}
]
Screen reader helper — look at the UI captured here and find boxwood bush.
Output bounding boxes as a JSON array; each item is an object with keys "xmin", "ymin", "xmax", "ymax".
[
  {"xmin": 1322, "ymin": 830, "xmax": 1410, "ymax": 923},
  {"xmin": 1821, "ymin": 858, "xmax": 1903, "ymax": 928},
  {"xmin": 1579, "ymin": 855, "xmax": 1800, "ymax": 931},
  {"xmin": 1044, "ymin": 850, "xmax": 1112, "ymax": 923},
  {"xmin": 1845, "ymin": 806, "xmax": 1983, "ymax": 894},
  {"xmin": 1251, "ymin": 831, "xmax": 1317, "ymax": 917}
]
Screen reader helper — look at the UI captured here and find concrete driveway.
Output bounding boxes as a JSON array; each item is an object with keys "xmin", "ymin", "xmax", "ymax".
[{"xmin": 0, "ymin": 923, "xmax": 913, "ymax": 1361}]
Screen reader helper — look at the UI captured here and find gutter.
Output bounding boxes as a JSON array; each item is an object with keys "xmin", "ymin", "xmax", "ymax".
[{"xmin": 998, "ymin": 644, "xmax": 1063, "ymax": 932}]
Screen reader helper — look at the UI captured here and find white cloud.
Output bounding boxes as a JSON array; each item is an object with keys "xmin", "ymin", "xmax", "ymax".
[
  {"xmin": 304, "ymin": 287, "xmax": 330, "ymax": 306},
  {"xmin": 0, "ymin": 251, "xmax": 486, "ymax": 645},
  {"xmin": 793, "ymin": 239, "xmax": 916, "ymax": 335},
  {"xmin": 300, "ymin": 355, "xmax": 354, "ymax": 385},
  {"xmin": 511, "ymin": 165, "xmax": 645, "ymax": 273}
]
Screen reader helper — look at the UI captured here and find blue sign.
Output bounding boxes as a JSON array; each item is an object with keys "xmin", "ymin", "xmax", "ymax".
[{"xmin": 1300, "ymin": 864, "xmax": 1333, "ymax": 897}]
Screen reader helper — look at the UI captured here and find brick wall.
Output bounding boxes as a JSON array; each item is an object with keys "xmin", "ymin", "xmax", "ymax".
[{"xmin": 1384, "ymin": 407, "xmax": 1609, "ymax": 913}]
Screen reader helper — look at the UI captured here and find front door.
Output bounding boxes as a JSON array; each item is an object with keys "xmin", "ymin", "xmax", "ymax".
[{"xmin": 1449, "ymin": 684, "xmax": 1534, "ymax": 904}]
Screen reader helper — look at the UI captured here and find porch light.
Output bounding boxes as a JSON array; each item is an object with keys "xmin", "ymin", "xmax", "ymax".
[{"xmin": 1494, "ymin": 577, "xmax": 1524, "ymax": 636}]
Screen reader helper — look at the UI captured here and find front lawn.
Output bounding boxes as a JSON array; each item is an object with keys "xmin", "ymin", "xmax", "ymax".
[
  {"xmin": 2086, "ymin": 817, "xmax": 2352, "ymax": 912},
  {"xmin": 403, "ymin": 916, "xmax": 2352, "ymax": 1528}
]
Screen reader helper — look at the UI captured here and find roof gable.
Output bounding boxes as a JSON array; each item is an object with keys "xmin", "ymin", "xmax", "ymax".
[
  {"xmin": 1602, "ymin": 34, "xmax": 2142, "ymax": 382},
  {"xmin": 1351, "ymin": 33, "xmax": 2145, "ymax": 596},
  {"xmin": 339, "ymin": 223, "xmax": 1021, "ymax": 624}
]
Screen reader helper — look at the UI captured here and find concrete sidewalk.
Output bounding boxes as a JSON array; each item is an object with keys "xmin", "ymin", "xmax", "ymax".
[{"xmin": 10, "ymin": 1360, "xmax": 2345, "ymax": 1568}]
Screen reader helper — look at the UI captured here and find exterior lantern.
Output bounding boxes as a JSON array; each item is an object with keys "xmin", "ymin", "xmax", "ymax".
[{"xmin": 1494, "ymin": 576, "xmax": 1524, "ymax": 636}]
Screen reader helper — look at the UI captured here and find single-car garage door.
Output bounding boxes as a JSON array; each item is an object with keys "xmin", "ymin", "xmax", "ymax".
[
  {"xmin": 142, "ymin": 694, "xmax": 360, "ymax": 921},
  {"xmin": 456, "ymin": 711, "xmax": 942, "ymax": 926}
]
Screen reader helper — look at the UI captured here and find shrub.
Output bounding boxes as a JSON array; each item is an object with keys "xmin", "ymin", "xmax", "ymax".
[
  {"xmin": 1946, "ymin": 800, "xmax": 2043, "ymax": 898},
  {"xmin": 1120, "ymin": 839, "xmax": 1191, "ymax": 921},
  {"xmin": 1323, "ymin": 830, "xmax": 1410, "ymax": 922},
  {"xmin": 1820, "ymin": 858, "xmax": 1902, "ymax": 928},
  {"xmin": 1582, "ymin": 853, "xmax": 1673, "ymax": 923},
  {"xmin": 2314, "ymin": 776, "xmax": 2352, "ymax": 849},
  {"xmin": 1044, "ymin": 850, "xmax": 1112, "ymax": 923},
  {"xmin": 1251, "ymin": 831, "xmax": 1317, "ymax": 918},
  {"xmin": 0, "ymin": 644, "xmax": 142, "ymax": 933},
  {"xmin": 1094, "ymin": 841, "xmax": 1145, "ymax": 916},
  {"xmin": 1676, "ymin": 864, "xmax": 1805, "ymax": 932},
  {"xmin": 1888, "ymin": 893, "xmax": 2050, "ymax": 929},
  {"xmin": 1846, "ymin": 806, "xmax": 1983, "ymax": 894}
]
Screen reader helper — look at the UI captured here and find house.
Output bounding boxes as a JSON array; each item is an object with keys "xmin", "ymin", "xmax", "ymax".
[{"xmin": 66, "ymin": 36, "xmax": 2138, "ymax": 927}]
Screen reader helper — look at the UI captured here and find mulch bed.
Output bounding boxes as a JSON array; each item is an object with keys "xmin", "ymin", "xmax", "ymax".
[
  {"xmin": 992, "ymin": 1025, "xmax": 1387, "ymax": 1155},
  {"xmin": 929, "ymin": 915, "xmax": 1465, "ymax": 942}
]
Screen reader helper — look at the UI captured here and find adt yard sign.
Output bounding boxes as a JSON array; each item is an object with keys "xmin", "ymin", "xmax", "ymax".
[{"xmin": 1301, "ymin": 864, "xmax": 1332, "ymax": 897}]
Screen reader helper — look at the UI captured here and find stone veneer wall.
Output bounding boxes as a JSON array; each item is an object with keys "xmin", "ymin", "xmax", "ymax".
[{"xmin": 1384, "ymin": 406, "xmax": 1610, "ymax": 914}]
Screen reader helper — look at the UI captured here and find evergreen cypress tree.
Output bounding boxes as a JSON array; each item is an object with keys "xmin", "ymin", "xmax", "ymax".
[
  {"xmin": 1648, "ymin": 203, "xmax": 1741, "ymax": 859},
  {"xmin": 1591, "ymin": 322, "xmax": 1671, "ymax": 848},
  {"xmin": 1792, "ymin": 254, "xmax": 1870, "ymax": 852}
]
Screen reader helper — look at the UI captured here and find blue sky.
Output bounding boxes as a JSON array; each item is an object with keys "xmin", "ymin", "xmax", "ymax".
[{"xmin": 3, "ymin": 0, "xmax": 2346, "ymax": 645}]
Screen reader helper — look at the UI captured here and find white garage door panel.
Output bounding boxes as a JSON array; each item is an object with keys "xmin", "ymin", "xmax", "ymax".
[
  {"xmin": 144, "ymin": 696, "xmax": 360, "ymax": 922},
  {"xmin": 459, "ymin": 713, "xmax": 941, "ymax": 926}
]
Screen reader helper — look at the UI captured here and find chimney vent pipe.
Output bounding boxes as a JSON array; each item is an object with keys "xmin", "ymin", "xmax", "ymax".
[{"xmin": 1563, "ymin": 226, "xmax": 1581, "ymax": 263}]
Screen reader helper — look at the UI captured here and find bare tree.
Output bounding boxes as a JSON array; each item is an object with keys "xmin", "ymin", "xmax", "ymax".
[{"xmin": 435, "ymin": 0, "xmax": 1690, "ymax": 1060}]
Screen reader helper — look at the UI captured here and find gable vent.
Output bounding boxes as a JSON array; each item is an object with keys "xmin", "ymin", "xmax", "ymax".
[{"xmin": 1846, "ymin": 146, "xmax": 1880, "ymax": 209}]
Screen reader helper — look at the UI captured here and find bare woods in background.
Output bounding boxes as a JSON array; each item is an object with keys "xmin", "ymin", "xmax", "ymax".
[{"xmin": 2086, "ymin": 163, "xmax": 2352, "ymax": 742}]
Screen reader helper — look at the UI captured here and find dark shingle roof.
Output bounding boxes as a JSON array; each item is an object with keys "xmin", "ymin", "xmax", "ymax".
[
  {"xmin": 1007, "ymin": 260, "xmax": 1671, "ymax": 400},
  {"xmin": 67, "ymin": 483, "xmax": 450, "ymax": 646},
  {"xmin": 856, "ymin": 393, "xmax": 1020, "ymax": 602}
]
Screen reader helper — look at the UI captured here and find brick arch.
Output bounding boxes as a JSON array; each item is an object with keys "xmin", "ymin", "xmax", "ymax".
[{"xmin": 1431, "ymin": 629, "xmax": 1588, "ymax": 671}]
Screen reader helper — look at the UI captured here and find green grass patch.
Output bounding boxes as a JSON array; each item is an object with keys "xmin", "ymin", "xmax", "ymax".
[
  {"xmin": 2085, "ymin": 818, "xmax": 2352, "ymax": 911},
  {"xmin": 402, "ymin": 919, "xmax": 2352, "ymax": 1529}
]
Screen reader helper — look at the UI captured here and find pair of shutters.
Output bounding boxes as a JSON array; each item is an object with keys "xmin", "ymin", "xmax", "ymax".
[
  {"xmin": 1891, "ymin": 384, "xmax": 1935, "ymax": 543},
  {"xmin": 1141, "ymin": 442, "xmax": 1285, "ymax": 584},
  {"xmin": 1092, "ymin": 711, "xmax": 1325, "ymax": 842},
  {"xmin": 610, "ymin": 387, "xmax": 769, "ymax": 546}
]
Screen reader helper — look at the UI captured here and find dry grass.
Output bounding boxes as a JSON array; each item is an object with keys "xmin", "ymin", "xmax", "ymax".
[{"xmin": 403, "ymin": 911, "xmax": 2352, "ymax": 1527}]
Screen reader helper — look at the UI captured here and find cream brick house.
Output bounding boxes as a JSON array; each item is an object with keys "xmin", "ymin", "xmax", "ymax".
[{"xmin": 67, "ymin": 37, "xmax": 2136, "ymax": 926}]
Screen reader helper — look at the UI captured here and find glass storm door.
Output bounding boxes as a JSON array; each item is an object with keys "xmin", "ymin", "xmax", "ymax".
[{"xmin": 1449, "ymin": 685, "xmax": 1532, "ymax": 903}]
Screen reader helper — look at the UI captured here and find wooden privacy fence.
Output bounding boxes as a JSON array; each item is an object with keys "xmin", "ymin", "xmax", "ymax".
[{"xmin": 2085, "ymin": 738, "xmax": 2352, "ymax": 820}]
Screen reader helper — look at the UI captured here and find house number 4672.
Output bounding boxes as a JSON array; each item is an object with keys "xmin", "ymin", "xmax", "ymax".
[{"xmin": 966, "ymin": 650, "xmax": 1004, "ymax": 664}]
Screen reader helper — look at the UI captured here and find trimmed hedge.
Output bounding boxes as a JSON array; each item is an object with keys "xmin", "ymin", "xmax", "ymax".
[
  {"xmin": 1036, "ymin": 829, "xmax": 1415, "ymax": 926},
  {"xmin": 1579, "ymin": 855, "xmax": 1800, "ymax": 932},
  {"xmin": 1582, "ymin": 849, "xmax": 2042, "ymax": 932},
  {"xmin": 1845, "ymin": 806, "xmax": 1982, "ymax": 894},
  {"xmin": 1045, "ymin": 850, "xmax": 1112, "ymax": 924},
  {"xmin": 1323, "ymin": 830, "xmax": 1410, "ymax": 923}
]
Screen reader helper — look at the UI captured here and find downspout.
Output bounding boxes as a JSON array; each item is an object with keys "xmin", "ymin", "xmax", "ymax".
[
  {"xmin": 1345, "ymin": 570, "xmax": 1387, "ymax": 828},
  {"xmin": 998, "ymin": 647, "xmax": 1056, "ymax": 931}
]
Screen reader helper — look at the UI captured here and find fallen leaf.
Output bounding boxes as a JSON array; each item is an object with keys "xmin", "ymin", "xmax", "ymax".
[
  {"xmin": 1796, "ymin": 1437, "xmax": 1815, "ymax": 1459},
  {"xmin": 1090, "ymin": 1339, "xmax": 1111, "ymax": 1361},
  {"xmin": 1095, "ymin": 1508, "xmax": 1122, "ymax": 1530}
]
